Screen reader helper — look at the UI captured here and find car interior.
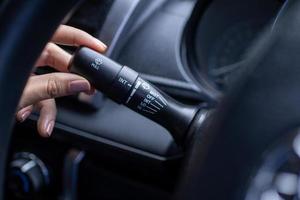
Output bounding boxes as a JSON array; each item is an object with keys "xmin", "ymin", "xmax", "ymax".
[{"xmin": 1, "ymin": 0, "xmax": 300, "ymax": 199}]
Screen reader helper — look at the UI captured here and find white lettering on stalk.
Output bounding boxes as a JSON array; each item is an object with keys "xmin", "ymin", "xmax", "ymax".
[{"xmin": 91, "ymin": 58, "xmax": 103, "ymax": 70}]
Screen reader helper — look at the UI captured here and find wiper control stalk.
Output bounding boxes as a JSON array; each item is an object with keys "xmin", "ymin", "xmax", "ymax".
[{"xmin": 69, "ymin": 47, "xmax": 208, "ymax": 147}]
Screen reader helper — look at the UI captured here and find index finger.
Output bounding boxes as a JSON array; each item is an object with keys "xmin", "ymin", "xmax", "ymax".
[{"xmin": 51, "ymin": 25, "xmax": 107, "ymax": 52}]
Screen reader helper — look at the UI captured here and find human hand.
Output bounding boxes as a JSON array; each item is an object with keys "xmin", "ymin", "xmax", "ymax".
[{"xmin": 16, "ymin": 25, "xmax": 107, "ymax": 137}]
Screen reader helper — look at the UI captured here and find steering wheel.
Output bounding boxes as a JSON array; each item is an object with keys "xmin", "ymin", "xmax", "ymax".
[
  {"xmin": 0, "ymin": 0, "xmax": 80, "ymax": 199},
  {"xmin": 1, "ymin": 0, "xmax": 300, "ymax": 200},
  {"xmin": 177, "ymin": 1, "xmax": 300, "ymax": 200}
]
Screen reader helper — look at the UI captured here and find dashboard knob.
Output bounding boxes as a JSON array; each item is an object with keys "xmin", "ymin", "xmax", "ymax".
[{"xmin": 7, "ymin": 152, "xmax": 50, "ymax": 199}]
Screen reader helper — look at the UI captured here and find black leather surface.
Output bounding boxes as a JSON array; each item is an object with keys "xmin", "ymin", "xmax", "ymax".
[{"xmin": 176, "ymin": 1, "xmax": 300, "ymax": 199}]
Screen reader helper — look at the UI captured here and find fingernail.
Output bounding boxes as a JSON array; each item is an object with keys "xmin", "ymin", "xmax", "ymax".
[
  {"xmin": 20, "ymin": 111, "xmax": 31, "ymax": 122},
  {"xmin": 45, "ymin": 121, "xmax": 54, "ymax": 137},
  {"xmin": 94, "ymin": 38, "xmax": 107, "ymax": 50},
  {"xmin": 101, "ymin": 43, "xmax": 107, "ymax": 50},
  {"xmin": 86, "ymin": 88, "xmax": 96, "ymax": 95},
  {"xmin": 69, "ymin": 80, "xmax": 90, "ymax": 94}
]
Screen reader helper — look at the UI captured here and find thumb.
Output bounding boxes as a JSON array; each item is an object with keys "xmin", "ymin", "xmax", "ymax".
[{"xmin": 18, "ymin": 73, "xmax": 92, "ymax": 109}]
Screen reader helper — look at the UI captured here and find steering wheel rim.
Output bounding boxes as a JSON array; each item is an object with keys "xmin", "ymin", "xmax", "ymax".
[
  {"xmin": 0, "ymin": 1, "xmax": 79, "ymax": 199},
  {"xmin": 177, "ymin": 1, "xmax": 300, "ymax": 200}
]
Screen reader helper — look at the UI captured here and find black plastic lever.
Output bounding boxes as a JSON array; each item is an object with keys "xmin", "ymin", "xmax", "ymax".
[{"xmin": 69, "ymin": 47, "xmax": 203, "ymax": 146}]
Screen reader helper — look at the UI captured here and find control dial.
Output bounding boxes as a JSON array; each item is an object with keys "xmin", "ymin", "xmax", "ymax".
[{"xmin": 7, "ymin": 152, "xmax": 50, "ymax": 199}]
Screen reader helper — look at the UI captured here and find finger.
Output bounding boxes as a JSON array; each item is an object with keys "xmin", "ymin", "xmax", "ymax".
[
  {"xmin": 35, "ymin": 43, "xmax": 71, "ymax": 72},
  {"xmin": 36, "ymin": 99, "xmax": 56, "ymax": 137},
  {"xmin": 52, "ymin": 25, "xmax": 107, "ymax": 52},
  {"xmin": 84, "ymin": 87, "xmax": 96, "ymax": 95},
  {"xmin": 16, "ymin": 105, "xmax": 33, "ymax": 122},
  {"xmin": 18, "ymin": 73, "xmax": 92, "ymax": 109}
]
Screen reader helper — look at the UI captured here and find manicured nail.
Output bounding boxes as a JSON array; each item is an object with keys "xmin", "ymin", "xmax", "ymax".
[
  {"xmin": 94, "ymin": 38, "xmax": 107, "ymax": 50},
  {"xmin": 85, "ymin": 88, "xmax": 96, "ymax": 95},
  {"xmin": 69, "ymin": 80, "xmax": 90, "ymax": 94},
  {"xmin": 101, "ymin": 43, "xmax": 107, "ymax": 50},
  {"xmin": 45, "ymin": 121, "xmax": 54, "ymax": 137},
  {"xmin": 19, "ymin": 111, "xmax": 31, "ymax": 122}
]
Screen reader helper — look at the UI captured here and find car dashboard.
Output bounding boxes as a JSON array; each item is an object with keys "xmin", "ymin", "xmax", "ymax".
[{"xmin": 7, "ymin": 0, "xmax": 285, "ymax": 199}]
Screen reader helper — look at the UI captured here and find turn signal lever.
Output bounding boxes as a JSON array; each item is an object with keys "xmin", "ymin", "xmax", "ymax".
[{"xmin": 68, "ymin": 47, "xmax": 208, "ymax": 147}]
